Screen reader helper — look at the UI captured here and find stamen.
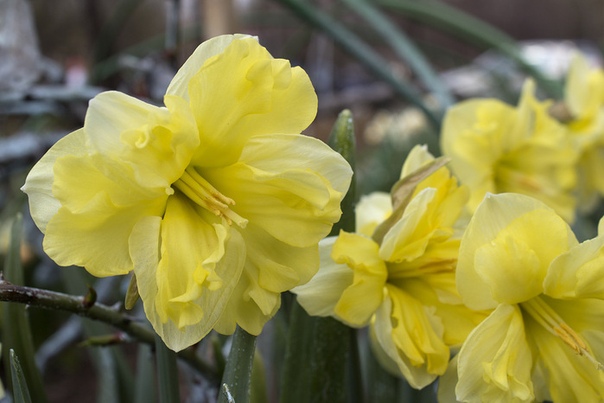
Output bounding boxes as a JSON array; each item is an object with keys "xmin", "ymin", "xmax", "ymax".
[
  {"xmin": 173, "ymin": 167, "xmax": 248, "ymax": 228},
  {"xmin": 522, "ymin": 297, "xmax": 604, "ymax": 370}
]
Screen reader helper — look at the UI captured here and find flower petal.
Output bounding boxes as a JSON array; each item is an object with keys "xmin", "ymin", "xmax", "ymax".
[
  {"xmin": 456, "ymin": 304, "xmax": 534, "ymax": 403},
  {"xmin": 85, "ymin": 91, "xmax": 199, "ymax": 187},
  {"xmin": 371, "ymin": 285, "xmax": 449, "ymax": 389},
  {"xmin": 21, "ymin": 129, "xmax": 88, "ymax": 232},
  {"xmin": 292, "ymin": 236, "xmax": 354, "ymax": 318},
  {"xmin": 165, "ymin": 34, "xmax": 250, "ymax": 100},
  {"xmin": 355, "ymin": 192, "xmax": 391, "ymax": 237},
  {"xmin": 544, "ymin": 233, "xmax": 604, "ymax": 299},
  {"xmin": 524, "ymin": 300, "xmax": 604, "ymax": 402},
  {"xmin": 202, "ymin": 134, "xmax": 351, "ymax": 248},
  {"xmin": 187, "ymin": 38, "xmax": 318, "ymax": 167},
  {"xmin": 42, "ymin": 153, "xmax": 167, "ymax": 276},
  {"xmin": 457, "ymin": 193, "xmax": 577, "ymax": 310},
  {"xmin": 331, "ymin": 232, "xmax": 387, "ymax": 326},
  {"xmin": 131, "ymin": 195, "xmax": 245, "ymax": 351}
]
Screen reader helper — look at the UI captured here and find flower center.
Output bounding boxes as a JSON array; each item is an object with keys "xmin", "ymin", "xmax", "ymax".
[
  {"xmin": 521, "ymin": 296, "xmax": 603, "ymax": 370},
  {"xmin": 173, "ymin": 167, "xmax": 247, "ymax": 227}
]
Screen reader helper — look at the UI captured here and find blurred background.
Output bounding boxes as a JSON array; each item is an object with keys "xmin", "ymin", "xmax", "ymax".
[{"xmin": 0, "ymin": 0, "xmax": 603, "ymax": 401}]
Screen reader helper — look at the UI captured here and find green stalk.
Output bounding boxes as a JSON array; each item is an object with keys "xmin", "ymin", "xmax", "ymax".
[
  {"xmin": 281, "ymin": 110, "xmax": 361, "ymax": 403},
  {"xmin": 10, "ymin": 349, "xmax": 32, "ymax": 403},
  {"xmin": 275, "ymin": 0, "xmax": 442, "ymax": 128},
  {"xmin": 155, "ymin": 334, "xmax": 180, "ymax": 403},
  {"xmin": 342, "ymin": 0, "xmax": 454, "ymax": 110},
  {"xmin": 372, "ymin": 0, "xmax": 563, "ymax": 99},
  {"xmin": 218, "ymin": 326, "xmax": 258, "ymax": 403},
  {"xmin": 1, "ymin": 215, "xmax": 46, "ymax": 403}
]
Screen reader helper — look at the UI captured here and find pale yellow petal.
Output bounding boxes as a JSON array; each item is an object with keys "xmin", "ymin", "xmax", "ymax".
[
  {"xmin": 524, "ymin": 303, "xmax": 604, "ymax": 402},
  {"xmin": 373, "ymin": 285, "xmax": 449, "ymax": 388},
  {"xmin": 400, "ymin": 144, "xmax": 434, "ymax": 178},
  {"xmin": 355, "ymin": 192, "xmax": 391, "ymax": 237},
  {"xmin": 437, "ymin": 356, "xmax": 461, "ymax": 403},
  {"xmin": 202, "ymin": 134, "xmax": 351, "ymax": 248},
  {"xmin": 292, "ymin": 237, "xmax": 354, "ymax": 318},
  {"xmin": 85, "ymin": 91, "xmax": 199, "ymax": 187},
  {"xmin": 566, "ymin": 52, "xmax": 592, "ymax": 117},
  {"xmin": 21, "ymin": 129, "xmax": 89, "ymax": 233},
  {"xmin": 188, "ymin": 38, "xmax": 318, "ymax": 167},
  {"xmin": 456, "ymin": 304, "xmax": 534, "ymax": 403},
  {"xmin": 166, "ymin": 34, "xmax": 251, "ymax": 100},
  {"xmin": 331, "ymin": 232, "xmax": 387, "ymax": 326},
  {"xmin": 545, "ymin": 233, "xmax": 604, "ymax": 299},
  {"xmin": 131, "ymin": 195, "xmax": 245, "ymax": 351},
  {"xmin": 212, "ymin": 262, "xmax": 281, "ymax": 336},
  {"xmin": 42, "ymin": 153, "xmax": 167, "ymax": 276},
  {"xmin": 457, "ymin": 193, "xmax": 577, "ymax": 310}
]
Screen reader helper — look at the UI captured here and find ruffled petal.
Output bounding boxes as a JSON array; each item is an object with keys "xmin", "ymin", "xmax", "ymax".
[
  {"xmin": 457, "ymin": 193, "xmax": 577, "ymax": 310},
  {"xmin": 131, "ymin": 195, "xmax": 245, "ymax": 351},
  {"xmin": 371, "ymin": 285, "xmax": 449, "ymax": 389},
  {"xmin": 544, "ymin": 233, "xmax": 604, "ymax": 299},
  {"xmin": 202, "ymin": 134, "xmax": 351, "ymax": 248},
  {"xmin": 292, "ymin": 237, "xmax": 354, "ymax": 318},
  {"xmin": 456, "ymin": 304, "xmax": 534, "ymax": 403},
  {"xmin": 165, "ymin": 34, "xmax": 250, "ymax": 100},
  {"xmin": 188, "ymin": 38, "xmax": 318, "ymax": 167},
  {"xmin": 21, "ymin": 129, "xmax": 89, "ymax": 232},
  {"xmin": 355, "ymin": 192, "xmax": 391, "ymax": 237},
  {"xmin": 331, "ymin": 231, "xmax": 387, "ymax": 326},
  {"xmin": 42, "ymin": 152, "xmax": 167, "ymax": 276},
  {"xmin": 85, "ymin": 91, "xmax": 199, "ymax": 187}
]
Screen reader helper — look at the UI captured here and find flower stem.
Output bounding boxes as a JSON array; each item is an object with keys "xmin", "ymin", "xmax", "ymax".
[
  {"xmin": 218, "ymin": 326, "xmax": 257, "ymax": 403},
  {"xmin": 0, "ymin": 279, "xmax": 219, "ymax": 383}
]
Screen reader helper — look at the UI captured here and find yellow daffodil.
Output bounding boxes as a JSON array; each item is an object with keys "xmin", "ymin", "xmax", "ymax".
[
  {"xmin": 563, "ymin": 53, "xmax": 604, "ymax": 208},
  {"xmin": 441, "ymin": 80, "xmax": 578, "ymax": 223},
  {"xmin": 22, "ymin": 35, "xmax": 352, "ymax": 351},
  {"xmin": 454, "ymin": 192, "xmax": 604, "ymax": 402},
  {"xmin": 294, "ymin": 145, "xmax": 485, "ymax": 388}
]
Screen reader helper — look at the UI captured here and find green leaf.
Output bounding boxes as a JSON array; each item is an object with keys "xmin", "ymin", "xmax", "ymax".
[
  {"xmin": 274, "ymin": 0, "xmax": 442, "ymax": 128},
  {"xmin": 218, "ymin": 326, "xmax": 258, "ymax": 403},
  {"xmin": 155, "ymin": 334, "xmax": 180, "ymax": 403},
  {"xmin": 134, "ymin": 344, "xmax": 156, "ymax": 403},
  {"xmin": 373, "ymin": 0, "xmax": 563, "ymax": 99},
  {"xmin": 342, "ymin": 0, "xmax": 454, "ymax": 110},
  {"xmin": 10, "ymin": 349, "xmax": 33, "ymax": 403},
  {"xmin": 1, "ymin": 214, "xmax": 47, "ymax": 403}
]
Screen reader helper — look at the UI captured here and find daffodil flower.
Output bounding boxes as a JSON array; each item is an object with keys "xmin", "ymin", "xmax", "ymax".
[
  {"xmin": 563, "ymin": 53, "xmax": 604, "ymax": 209},
  {"xmin": 453, "ymin": 192, "xmax": 604, "ymax": 402},
  {"xmin": 441, "ymin": 80, "xmax": 578, "ymax": 222},
  {"xmin": 294, "ymin": 145, "xmax": 485, "ymax": 388},
  {"xmin": 22, "ymin": 35, "xmax": 352, "ymax": 351}
]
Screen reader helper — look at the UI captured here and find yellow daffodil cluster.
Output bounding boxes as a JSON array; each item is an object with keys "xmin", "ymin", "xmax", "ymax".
[
  {"xmin": 294, "ymin": 145, "xmax": 487, "ymax": 388},
  {"xmin": 22, "ymin": 35, "xmax": 352, "ymax": 351},
  {"xmin": 21, "ymin": 30, "xmax": 604, "ymax": 402}
]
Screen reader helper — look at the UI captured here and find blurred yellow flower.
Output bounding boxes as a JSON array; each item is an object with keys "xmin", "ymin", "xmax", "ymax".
[
  {"xmin": 22, "ymin": 35, "xmax": 352, "ymax": 351},
  {"xmin": 454, "ymin": 192, "xmax": 604, "ymax": 402},
  {"xmin": 294, "ymin": 145, "xmax": 485, "ymax": 389},
  {"xmin": 441, "ymin": 80, "xmax": 578, "ymax": 222},
  {"xmin": 564, "ymin": 53, "xmax": 604, "ymax": 209}
]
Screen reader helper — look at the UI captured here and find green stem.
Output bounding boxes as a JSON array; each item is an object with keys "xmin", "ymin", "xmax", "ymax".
[
  {"xmin": 218, "ymin": 326, "xmax": 257, "ymax": 403},
  {"xmin": 155, "ymin": 334, "xmax": 180, "ymax": 403},
  {"xmin": 0, "ymin": 279, "xmax": 218, "ymax": 383}
]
